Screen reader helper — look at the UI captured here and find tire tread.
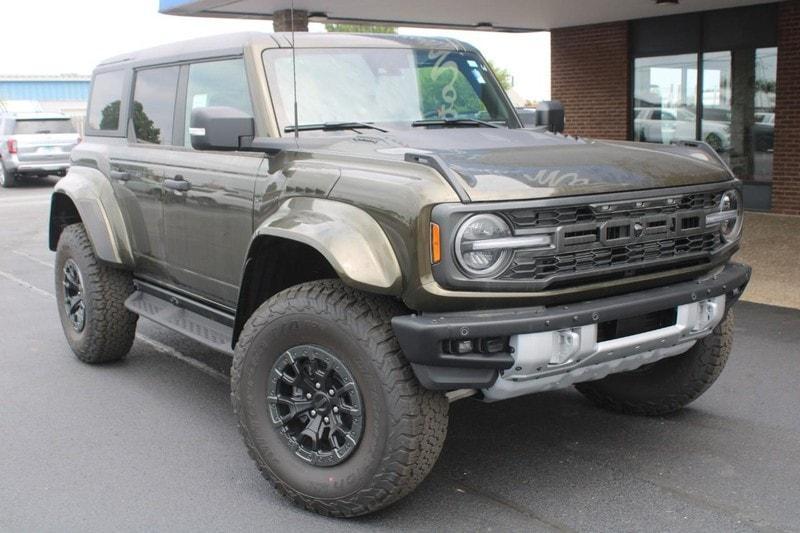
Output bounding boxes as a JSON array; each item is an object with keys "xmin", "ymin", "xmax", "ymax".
[{"xmin": 230, "ymin": 279, "xmax": 448, "ymax": 517}]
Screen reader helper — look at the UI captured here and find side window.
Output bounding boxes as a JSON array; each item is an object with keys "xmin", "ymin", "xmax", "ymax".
[
  {"xmin": 184, "ymin": 58, "xmax": 253, "ymax": 147},
  {"xmin": 132, "ymin": 66, "xmax": 180, "ymax": 145},
  {"xmin": 88, "ymin": 70, "xmax": 125, "ymax": 131}
]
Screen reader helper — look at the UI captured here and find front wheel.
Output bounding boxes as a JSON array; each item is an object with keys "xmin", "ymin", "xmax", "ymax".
[
  {"xmin": 575, "ymin": 312, "xmax": 734, "ymax": 416},
  {"xmin": 231, "ymin": 280, "xmax": 448, "ymax": 517}
]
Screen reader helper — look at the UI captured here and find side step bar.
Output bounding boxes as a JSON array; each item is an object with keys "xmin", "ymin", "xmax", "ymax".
[{"xmin": 125, "ymin": 280, "xmax": 235, "ymax": 355}]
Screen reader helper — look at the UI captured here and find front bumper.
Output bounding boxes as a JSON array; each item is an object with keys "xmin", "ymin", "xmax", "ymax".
[{"xmin": 392, "ymin": 262, "xmax": 750, "ymax": 395}]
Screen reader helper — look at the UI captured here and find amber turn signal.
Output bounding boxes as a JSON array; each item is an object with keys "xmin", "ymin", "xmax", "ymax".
[{"xmin": 430, "ymin": 223, "xmax": 441, "ymax": 264}]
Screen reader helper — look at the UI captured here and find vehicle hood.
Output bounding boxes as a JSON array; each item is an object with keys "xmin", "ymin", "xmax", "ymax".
[{"xmin": 317, "ymin": 128, "xmax": 733, "ymax": 202}]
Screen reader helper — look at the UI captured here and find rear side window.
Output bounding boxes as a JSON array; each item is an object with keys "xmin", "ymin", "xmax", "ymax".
[
  {"xmin": 14, "ymin": 119, "xmax": 76, "ymax": 135},
  {"xmin": 88, "ymin": 70, "xmax": 125, "ymax": 131},
  {"xmin": 184, "ymin": 58, "xmax": 253, "ymax": 147},
  {"xmin": 132, "ymin": 66, "xmax": 180, "ymax": 145}
]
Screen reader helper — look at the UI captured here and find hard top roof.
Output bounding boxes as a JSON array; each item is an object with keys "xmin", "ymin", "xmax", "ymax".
[{"xmin": 96, "ymin": 32, "xmax": 478, "ymax": 70}]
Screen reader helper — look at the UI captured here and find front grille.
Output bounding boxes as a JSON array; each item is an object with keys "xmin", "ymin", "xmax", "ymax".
[
  {"xmin": 505, "ymin": 192, "xmax": 722, "ymax": 229},
  {"xmin": 496, "ymin": 190, "xmax": 727, "ymax": 285},
  {"xmin": 502, "ymin": 232, "xmax": 720, "ymax": 281}
]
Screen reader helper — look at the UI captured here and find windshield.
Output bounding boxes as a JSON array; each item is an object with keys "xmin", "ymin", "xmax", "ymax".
[
  {"xmin": 263, "ymin": 47, "xmax": 516, "ymax": 132},
  {"xmin": 14, "ymin": 119, "xmax": 76, "ymax": 135}
]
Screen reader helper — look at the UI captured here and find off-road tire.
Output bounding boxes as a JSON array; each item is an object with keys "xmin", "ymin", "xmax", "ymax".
[
  {"xmin": 231, "ymin": 280, "xmax": 449, "ymax": 517},
  {"xmin": 55, "ymin": 223, "xmax": 138, "ymax": 363},
  {"xmin": 575, "ymin": 311, "xmax": 734, "ymax": 416},
  {"xmin": 0, "ymin": 163, "xmax": 15, "ymax": 188}
]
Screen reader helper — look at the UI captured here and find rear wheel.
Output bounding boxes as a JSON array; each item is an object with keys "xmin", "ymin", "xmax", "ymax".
[
  {"xmin": 0, "ymin": 163, "xmax": 15, "ymax": 188},
  {"xmin": 231, "ymin": 280, "xmax": 448, "ymax": 517},
  {"xmin": 575, "ymin": 312, "xmax": 734, "ymax": 416},
  {"xmin": 55, "ymin": 223, "xmax": 138, "ymax": 363}
]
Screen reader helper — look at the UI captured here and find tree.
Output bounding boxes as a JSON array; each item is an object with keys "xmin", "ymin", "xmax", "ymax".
[
  {"xmin": 131, "ymin": 101, "xmax": 161, "ymax": 144},
  {"xmin": 486, "ymin": 59, "xmax": 513, "ymax": 91},
  {"xmin": 99, "ymin": 100, "xmax": 121, "ymax": 130},
  {"xmin": 325, "ymin": 23, "xmax": 397, "ymax": 34}
]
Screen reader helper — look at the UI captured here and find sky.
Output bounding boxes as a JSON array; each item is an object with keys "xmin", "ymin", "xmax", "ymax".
[{"xmin": 0, "ymin": 0, "xmax": 551, "ymax": 102}]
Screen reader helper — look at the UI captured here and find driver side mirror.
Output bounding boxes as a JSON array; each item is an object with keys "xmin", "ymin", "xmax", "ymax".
[{"xmin": 190, "ymin": 106, "xmax": 254, "ymax": 151}]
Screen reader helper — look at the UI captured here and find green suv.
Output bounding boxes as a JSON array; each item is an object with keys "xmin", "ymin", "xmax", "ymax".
[{"xmin": 49, "ymin": 32, "xmax": 750, "ymax": 517}]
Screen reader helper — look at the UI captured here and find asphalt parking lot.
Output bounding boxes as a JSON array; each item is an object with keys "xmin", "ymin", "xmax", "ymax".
[{"xmin": 1, "ymin": 178, "xmax": 799, "ymax": 532}]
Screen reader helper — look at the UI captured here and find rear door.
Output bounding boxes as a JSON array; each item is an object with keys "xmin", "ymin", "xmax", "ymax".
[
  {"xmin": 161, "ymin": 58, "xmax": 264, "ymax": 308},
  {"xmin": 108, "ymin": 65, "xmax": 182, "ymax": 284}
]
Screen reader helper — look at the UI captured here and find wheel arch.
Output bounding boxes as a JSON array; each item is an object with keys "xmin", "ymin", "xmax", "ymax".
[
  {"xmin": 232, "ymin": 197, "xmax": 403, "ymax": 345},
  {"xmin": 49, "ymin": 167, "xmax": 134, "ymax": 267}
]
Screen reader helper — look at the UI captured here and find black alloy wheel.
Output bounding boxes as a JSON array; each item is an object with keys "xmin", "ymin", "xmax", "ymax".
[
  {"xmin": 62, "ymin": 258, "xmax": 86, "ymax": 332},
  {"xmin": 267, "ymin": 344, "xmax": 364, "ymax": 466}
]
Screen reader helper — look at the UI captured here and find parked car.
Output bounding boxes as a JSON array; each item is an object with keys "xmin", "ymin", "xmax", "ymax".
[
  {"xmin": 753, "ymin": 111, "xmax": 775, "ymax": 152},
  {"xmin": 0, "ymin": 112, "xmax": 79, "ymax": 188},
  {"xmin": 634, "ymin": 107, "xmax": 731, "ymax": 152},
  {"xmin": 50, "ymin": 33, "xmax": 750, "ymax": 517}
]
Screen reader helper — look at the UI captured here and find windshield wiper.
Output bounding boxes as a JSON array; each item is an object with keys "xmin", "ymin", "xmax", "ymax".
[
  {"xmin": 284, "ymin": 122, "xmax": 388, "ymax": 133},
  {"xmin": 412, "ymin": 118, "xmax": 501, "ymax": 128}
]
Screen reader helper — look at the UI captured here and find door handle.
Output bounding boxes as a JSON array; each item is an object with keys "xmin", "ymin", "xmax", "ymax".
[
  {"xmin": 164, "ymin": 175, "xmax": 191, "ymax": 192},
  {"xmin": 109, "ymin": 170, "xmax": 130, "ymax": 181}
]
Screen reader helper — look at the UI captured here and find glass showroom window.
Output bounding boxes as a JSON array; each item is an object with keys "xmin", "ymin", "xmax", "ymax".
[
  {"xmin": 633, "ymin": 48, "xmax": 777, "ymax": 187},
  {"xmin": 633, "ymin": 54, "xmax": 698, "ymax": 145},
  {"xmin": 752, "ymin": 47, "xmax": 777, "ymax": 182}
]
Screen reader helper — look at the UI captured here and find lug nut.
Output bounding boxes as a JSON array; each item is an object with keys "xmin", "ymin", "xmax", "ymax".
[
  {"xmin": 306, "ymin": 393, "xmax": 312, "ymax": 399},
  {"xmin": 315, "ymin": 382, "xmax": 321, "ymax": 389},
  {"xmin": 323, "ymin": 417, "xmax": 329, "ymax": 423},
  {"xmin": 311, "ymin": 410, "xmax": 317, "ymax": 416},
  {"xmin": 333, "ymin": 406, "xmax": 339, "ymax": 414},
  {"xmin": 329, "ymin": 389, "xmax": 335, "ymax": 395}
]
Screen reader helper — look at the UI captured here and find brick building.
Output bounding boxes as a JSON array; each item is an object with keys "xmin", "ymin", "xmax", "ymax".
[{"xmin": 161, "ymin": 0, "xmax": 798, "ymax": 214}]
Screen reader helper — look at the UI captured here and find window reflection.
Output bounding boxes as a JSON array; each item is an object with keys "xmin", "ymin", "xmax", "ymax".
[
  {"xmin": 753, "ymin": 47, "xmax": 777, "ymax": 182},
  {"xmin": 633, "ymin": 54, "xmax": 698, "ymax": 145},
  {"xmin": 633, "ymin": 47, "xmax": 777, "ymax": 185},
  {"xmin": 701, "ymin": 51, "xmax": 731, "ymax": 154}
]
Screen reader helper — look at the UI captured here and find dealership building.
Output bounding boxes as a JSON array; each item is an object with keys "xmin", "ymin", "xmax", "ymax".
[
  {"xmin": 0, "ymin": 75, "xmax": 90, "ymax": 134},
  {"xmin": 161, "ymin": 0, "xmax": 799, "ymax": 215}
]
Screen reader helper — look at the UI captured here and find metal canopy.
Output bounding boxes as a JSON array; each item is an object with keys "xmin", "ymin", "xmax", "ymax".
[{"xmin": 159, "ymin": 0, "xmax": 775, "ymax": 32}]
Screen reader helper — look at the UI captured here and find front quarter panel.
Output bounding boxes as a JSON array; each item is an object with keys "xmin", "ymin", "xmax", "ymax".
[{"xmin": 252, "ymin": 197, "xmax": 403, "ymax": 294}]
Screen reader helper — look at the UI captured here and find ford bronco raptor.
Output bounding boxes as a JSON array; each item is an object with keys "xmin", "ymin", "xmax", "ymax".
[{"xmin": 50, "ymin": 33, "xmax": 750, "ymax": 517}]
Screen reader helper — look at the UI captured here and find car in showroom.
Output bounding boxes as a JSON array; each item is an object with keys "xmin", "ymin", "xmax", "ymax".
[
  {"xmin": 0, "ymin": 112, "xmax": 79, "ymax": 187},
  {"xmin": 48, "ymin": 33, "xmax": 750, "ymax": 517},
  {"xmin": 634, "ymin": 106, "xmax": 731, "ymax": 152}
]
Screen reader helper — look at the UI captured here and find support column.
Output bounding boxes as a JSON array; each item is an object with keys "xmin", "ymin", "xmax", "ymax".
[
  {"xmin": 273, "ymin": 9, "xmax": 308, "ymax": 32},
  {"xmin": 551, "ymin": 22, "xmax": 630, "ymax": 139},
  {"xmin": 772, "ymin": 0, "xmax": 800, "ymax": 215},
  {"xmin": 729, "ymin": 49, "xmax": 756, "ymax": 180}
]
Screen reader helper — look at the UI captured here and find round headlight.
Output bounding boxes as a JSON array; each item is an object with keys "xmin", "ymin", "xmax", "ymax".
[
  {"xmin": 718, "ymin": 189, "xmax": 743, "ymax": 242},
  {"xmin": 454, "ymin": 214, "xmax": 512, "ymax": 277}
]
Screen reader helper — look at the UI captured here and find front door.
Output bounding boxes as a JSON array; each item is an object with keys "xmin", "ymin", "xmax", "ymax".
[{"xmin": 162, "ymin": 58, "xmax": 263, "ymax": 308}]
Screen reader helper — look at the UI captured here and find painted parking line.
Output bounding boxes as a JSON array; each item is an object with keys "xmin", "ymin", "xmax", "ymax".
[
  {"xmin": 0, "ymin": 194, "xmax": 52, "ymax": 203},
  {"xmin": 0, "ymin": 266, "xmax": 227, "ymax": 384},
  {"xmin": 11, "ymin": 250, "xmax": 54, "ymax": 268},
  {"xmin": 136, "ymin": 335, "xmax": 227, "ymax": 383},
  {"xmin": 0, "ymin": 269, "xmax": 53, "ymax": 298},
  {"xmin": 0, "ymin": 200, "xmax": 51, "ymax": 209}
]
